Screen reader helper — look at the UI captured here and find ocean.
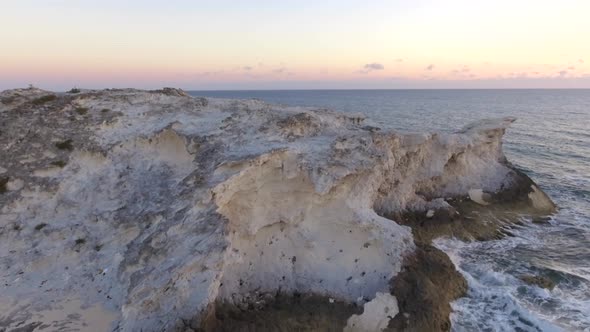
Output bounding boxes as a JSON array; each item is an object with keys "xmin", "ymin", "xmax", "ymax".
[{"xmin": 189, "ymin": 89, "xmax": 590, "ymax": 331}]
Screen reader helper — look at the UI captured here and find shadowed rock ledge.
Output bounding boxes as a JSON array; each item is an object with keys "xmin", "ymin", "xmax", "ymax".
[{"xmin": 0, "ymin": 88, "xmax": 554, "ymax": 331}]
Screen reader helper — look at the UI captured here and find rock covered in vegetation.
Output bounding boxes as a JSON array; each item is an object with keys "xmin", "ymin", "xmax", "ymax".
[{"xmin": 0, "ymin": 87, "xmax": 554, "ymax": 331}]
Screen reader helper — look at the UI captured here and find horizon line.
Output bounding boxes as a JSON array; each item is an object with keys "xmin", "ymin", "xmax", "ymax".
[
  {"xmin": 185, "ymin": 87, "xmax": 590, "ymax": 92},
  {"xmin": 4, "ymin": 86, "xmax": 590, "ymax": 93}
]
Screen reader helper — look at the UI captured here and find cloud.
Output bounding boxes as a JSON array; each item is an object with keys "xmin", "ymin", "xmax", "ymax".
[
  {"xmin": 512, "ymin": 72, "xmax": 530, "ymax": 78},
  {"xmin": 579, "ymin": 59, "xmax": 585, "ymax": 64},
  {"xmin": 200, "ymin": 70, "xmax": 224, "ymax": 76},
  {"xmin": 395, "ymin": 58, "xmax": 404, "ymax": 63},
  {"xmin": 273, "ymin": 67, "xmax": 287, "ymax": 74},
  {"xmin": 451, "ymin": 65, "xmax": 470, "ymax": 76},
  {"xmin": 357, "ymin": 62, "xmax": 385, "ymax": 74},
  {"xmin": 558, "ymin": 70, "xmax": 568, "ymax": 77},
  {"xmin": 426, "ymin": 64, "xmax": 435, "ymax": 71},
  {"xmin": 364, "ymin": 63, "xmax": 384, "ymax": 70},
  {"xmin": 242, "ymin": 66, "xmax": 253, "ymax": 71}
]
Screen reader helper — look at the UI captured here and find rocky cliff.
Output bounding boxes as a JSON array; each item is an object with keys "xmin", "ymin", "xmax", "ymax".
[{"xmin": 0, "ymin": 88, "xmax": 554, "ymax": 331}]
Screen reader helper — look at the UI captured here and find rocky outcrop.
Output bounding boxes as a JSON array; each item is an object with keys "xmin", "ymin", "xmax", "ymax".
[
  {"xmin": 0, "ymin": 88, "xmax": 554, "ymax": 331},
  {"xmin": 386, "ymin": 244, "xmax": 467, "ymax": 332}
]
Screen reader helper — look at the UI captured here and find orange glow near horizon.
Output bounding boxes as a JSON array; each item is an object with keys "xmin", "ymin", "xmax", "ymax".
[{"xmin": 2, "ymin": 1, "xmax": 590, "ymax": 89}]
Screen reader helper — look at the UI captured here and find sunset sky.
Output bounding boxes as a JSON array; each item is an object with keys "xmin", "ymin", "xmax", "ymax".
[{"xmin": 2, "ymin": 0, "xmax": 590, "ymax": 90}]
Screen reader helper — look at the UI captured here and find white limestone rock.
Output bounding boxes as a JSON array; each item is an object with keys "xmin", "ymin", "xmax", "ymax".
[
  {"xmin": 468, "ymin": 188, "xmax": 491, "ymax": 205},
  {"xmin": 344, "ymin": 292, "xmax": 399, "ymax": 332},
  {"xmin": 0, "ymin": 87, "xmax": 552, "ymax": 331}
]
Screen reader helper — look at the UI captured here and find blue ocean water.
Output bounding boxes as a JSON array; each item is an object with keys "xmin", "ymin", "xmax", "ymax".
[{"xmin": 189, "ymin": 90, "xmax": 590, "ymax": 331}]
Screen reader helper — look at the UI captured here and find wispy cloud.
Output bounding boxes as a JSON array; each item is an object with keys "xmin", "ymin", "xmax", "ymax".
[
  {"xmin": 200, "ymin": 70, "xmax": 225, "ymax": 76},
  {"xmin": 357, "ymin": 62, "xmax": 385, "ymax": 74},
  {"xmin": 426, "ymin": 64, "xmax": 435, "ymax": 71},
  {"xmin": 508, "ymin": 71, "xmax": 531, "ymax": 78},
  {"xmin": 365, "ymin": 63, "xmax": 384, "ymax": 70},
  {"xmin": 242, "ymin": 66, "xmax": 253, "ymax": 71},
  {"xmin": 451, "ymin": 65, "xmax": 471, "ymax": 76},
  {"xmin": 579, "ymin": 59, "xmax": 585, "ymax": 64},
  {"xmin": 270, "ymin": 66, "xmax": 295, "ymax": 76}
]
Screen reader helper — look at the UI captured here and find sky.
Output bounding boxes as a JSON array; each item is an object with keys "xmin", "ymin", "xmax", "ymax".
[{"xmin": 1, "ymin": 0, "xmax": 590, "ymax": 90}]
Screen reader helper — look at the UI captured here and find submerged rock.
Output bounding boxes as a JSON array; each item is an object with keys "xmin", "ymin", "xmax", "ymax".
[
  {"xmin": 0, "ymin": 88, "xmax": 555, "ymax": 331},
  {"xmin": 520, "ymin": 275, "xmax": 556, "ymax": 290}
]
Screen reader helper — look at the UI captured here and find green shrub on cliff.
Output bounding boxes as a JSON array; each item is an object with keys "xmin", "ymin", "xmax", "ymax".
[{"xmin": 31, "ymin": 94, "xmax": 57, "ymax": 105}]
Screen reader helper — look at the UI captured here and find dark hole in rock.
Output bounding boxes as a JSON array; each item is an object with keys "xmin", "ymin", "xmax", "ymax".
[{"xmin": 55, "ymin": 139, "xmax": 74, "ymax": 151}]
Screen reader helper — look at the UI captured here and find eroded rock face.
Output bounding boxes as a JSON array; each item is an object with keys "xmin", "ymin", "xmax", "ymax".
[{"xmin": 0, "ymin": 88, "xmax": 554, "ymax": 331}]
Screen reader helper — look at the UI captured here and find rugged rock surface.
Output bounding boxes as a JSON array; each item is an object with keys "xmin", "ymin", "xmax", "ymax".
[{"xmin": 0, "ymin": 87, "xmax": 554, "ymax": 331}]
